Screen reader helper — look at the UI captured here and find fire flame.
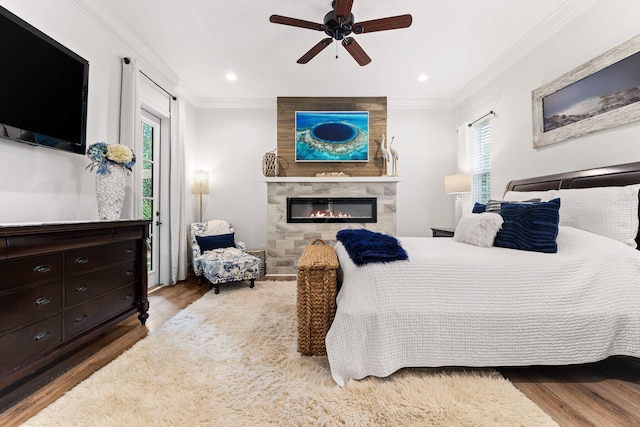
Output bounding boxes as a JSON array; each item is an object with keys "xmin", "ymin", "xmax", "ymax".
[{"xmin": 310, "ymin": 210, "xmax": 352, "ymax": 218}]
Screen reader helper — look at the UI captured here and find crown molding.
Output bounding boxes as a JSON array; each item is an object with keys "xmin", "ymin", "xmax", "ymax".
[
  {"xmin": 387, "ymin": 98, "xmax": 453, "ymax": 110},
  {"xmin": 451, "ymin": 0, "xmax": 600, "ymax": 107},
  {"xmin": 71, "ymin": 0, "xmax": 188, "ymax": 99},
  {"xmin": 194, "ymin": 97, "xmax": 452, "ymax": 110},
  {"xmin": 194, "ymin": 98, "xmax": 277, "ymax": 109}
]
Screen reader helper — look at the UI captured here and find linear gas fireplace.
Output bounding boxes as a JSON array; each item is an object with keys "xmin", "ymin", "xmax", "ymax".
[{"xmin": 287, "ymin": 197, "xmax": 377, "ymax": 223}]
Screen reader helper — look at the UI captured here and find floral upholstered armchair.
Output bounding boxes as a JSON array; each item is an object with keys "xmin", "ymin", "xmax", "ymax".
[{"xmin": 190, "ymin": 220, "xmax": 262, "ymax": 294}]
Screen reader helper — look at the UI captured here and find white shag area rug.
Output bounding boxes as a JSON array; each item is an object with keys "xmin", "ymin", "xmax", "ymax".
[{"xmin": 22, "ymin": 281, "xmax": 558, "ymax": 427}]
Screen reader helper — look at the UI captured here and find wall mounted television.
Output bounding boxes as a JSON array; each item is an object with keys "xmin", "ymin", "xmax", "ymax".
[
  {"xmin": 295, "ymin": 111, "xmax": 369, "ymax": 162},
  {"xmin": 0, "ymin": 6, "xmax": 89, "ymax": 155}
]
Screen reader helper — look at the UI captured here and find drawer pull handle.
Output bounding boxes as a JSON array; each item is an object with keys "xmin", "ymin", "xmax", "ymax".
[
  {"xmin": 75, "ymin": 314, "xmax": 88, "ymax": 323},
  {"xmin": 34, "ymin": 331, "xmax": 51, "ymax": 341},
  {"xmin": 34, "ymin": 297, "xmax": 51, "ymax": 306},
  {"xmin": 75, "ymin": 257, "xmax": 89, "ymax": 265},
  {"xmin": 76, "ymin": 285, "xmax": 88, "ymax": 292},
  {"xmin": 126, "ymin": 248, "xmax": 134, "ymax": 253},
  {"xmin": 124, "ymin": 294, "xmax": 133, "ymax": 300},
  {"xmin": 33, "ymin": 264, "xmax": 52, "ymax": 273},
  {"xmin": 125, "ymin": 270, "xmax": 134, "ymax": 276}
]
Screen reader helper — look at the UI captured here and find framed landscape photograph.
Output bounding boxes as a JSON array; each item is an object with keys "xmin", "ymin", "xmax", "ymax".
[
  {"xmin": 532, "ymin": 34, "xmax": 640, "ymax": 148},
  {"xmin": 295, "ymin": 111, "xmax": 369, "ymax": 162}
]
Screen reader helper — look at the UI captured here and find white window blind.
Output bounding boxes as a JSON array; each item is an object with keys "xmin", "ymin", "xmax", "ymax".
[{"xmin": 472, "ymin": 120, "xmax": 491, "ymax": 204}]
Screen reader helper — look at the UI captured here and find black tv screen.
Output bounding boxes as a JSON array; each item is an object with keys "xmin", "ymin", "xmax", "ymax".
[{"xmin": 0, "ymin": 6, "xmax": 89, "ymax": 154}]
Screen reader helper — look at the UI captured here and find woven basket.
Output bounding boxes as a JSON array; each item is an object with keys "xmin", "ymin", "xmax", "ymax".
[
  {"xmin": 296, "ymin": 238, "xmax": 339, "ymax": 356},
  {"xmin": 245, "ymin": 249, "xmax": 266, "ymax": 276}
]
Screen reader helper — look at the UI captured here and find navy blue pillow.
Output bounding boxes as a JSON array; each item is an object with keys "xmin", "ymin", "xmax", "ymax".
[
  {"xmin": 494, "ymin": 198, "xmax": 560, "ymax": 253},
  {"xmin": 472, "ymin": 202, "xmax": 486, "ymax": 213},
  {"xmin": 196, "ymin": 233, "xmax": 235, "ymax": 252}
]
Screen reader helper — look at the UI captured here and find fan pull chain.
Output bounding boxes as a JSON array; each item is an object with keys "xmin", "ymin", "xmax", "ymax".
[{"xmin": 335, "ymin": 41, "xmax": 339, "ymax": 59}]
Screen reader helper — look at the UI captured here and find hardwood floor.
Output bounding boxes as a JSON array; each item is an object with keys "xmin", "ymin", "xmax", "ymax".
[
  {"xmin": 502, "ymin": 359, "xmax": 640, "ymax": 426},
  {"xmin": 1, "ymin": 275, "xmax": 639, "ymax": 426}
]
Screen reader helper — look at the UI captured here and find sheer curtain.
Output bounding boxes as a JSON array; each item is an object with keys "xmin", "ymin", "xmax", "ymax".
[
  {"xmin": 120, "ymin": 57, "xmax": 188, "ymax": 283},
  {"xmin": 120, "ymin": 57, "xmax": 142, "ymax": 219},
  {"xmin": 169, "ymin": 97, "xmax": 188, "ymax": 283},
  {"xmin": 456, "ymin": 123, "xmax": 473, "ymax": 216}
]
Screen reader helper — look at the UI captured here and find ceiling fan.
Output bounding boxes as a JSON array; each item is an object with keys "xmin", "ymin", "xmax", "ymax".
[{"xmin": 269, "ymin": 0, "xmax": 412, "ymax": 66}]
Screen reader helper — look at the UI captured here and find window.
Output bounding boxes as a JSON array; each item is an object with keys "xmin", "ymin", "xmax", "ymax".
[{"xmin": 472, "ymin": 120, "xmax": 491, "ymax": 204}]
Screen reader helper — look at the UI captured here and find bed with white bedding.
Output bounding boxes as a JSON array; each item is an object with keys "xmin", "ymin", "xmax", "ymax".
[{"xmin": 325, "ymin": 162, "xmax": 640, "ymax": 386}]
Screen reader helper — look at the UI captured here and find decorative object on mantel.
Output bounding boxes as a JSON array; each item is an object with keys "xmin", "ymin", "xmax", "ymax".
[
  {"xmin": 262, "ymin": 148, "xmax": 278, "ymax": 177},
  {"xmin": 315, "ymin": 172, "xmax": 350, "ymax": 177},
  {"xmin": 380, "ymin": 134, "xmax": 391, "ymax": 176},
  {"xmin": 389, "ymin": 136, "xmax": 399, "ymax": 176},
  {"xmin": 86, "ymin": 142, "xmax": 136, "ymax": 220}
]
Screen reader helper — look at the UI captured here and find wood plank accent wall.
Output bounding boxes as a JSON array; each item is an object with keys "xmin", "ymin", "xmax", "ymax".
[{"xmin": 276, "ymin": 97, "xmax": 387, "ymax": 177}]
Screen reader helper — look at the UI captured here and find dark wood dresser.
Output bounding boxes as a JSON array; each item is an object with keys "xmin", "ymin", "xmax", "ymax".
[{"xmin": 0, "ymin": 220, "xmax": 149, "ymax": 397}]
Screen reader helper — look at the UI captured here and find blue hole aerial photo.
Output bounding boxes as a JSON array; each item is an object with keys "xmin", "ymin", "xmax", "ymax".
[{"xmin": 295, "ymin": 111, "xmax": 369, "ymax": 161}]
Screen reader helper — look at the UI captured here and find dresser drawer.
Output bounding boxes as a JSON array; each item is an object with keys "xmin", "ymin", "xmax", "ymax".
[
  {"xmin": 65, "ymin": 285, "xmax": 136, "ymax": 339},
  {"xmin": 0, "ymin": 282, "xmax": 62, "ymax": 334},
  {"xmin": 65, "ymin": 261, "xmax": 137, "ymax": 307},
  {"xmin": 0, "ymin": 253, "xmax": 62, "ymax": 293},
  {"xmin": 0, "ymin": 314, "xmax": 62, "ymax": 373},
  {"xmin": 66, "ymin": 241, "xmax": 138, "ymax": 276}
]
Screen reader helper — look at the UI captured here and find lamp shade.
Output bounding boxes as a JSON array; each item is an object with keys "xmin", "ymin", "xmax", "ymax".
[
  {"xmin": 444, "ymin": 174, "xmax": 471, "ymax": 194},
  {"xmin": 192, "ymin": 170, "xmax": 210, "ymax": 195}
]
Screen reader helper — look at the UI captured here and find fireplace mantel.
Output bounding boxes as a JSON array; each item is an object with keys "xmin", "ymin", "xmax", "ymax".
[{"xmin": 264, "ymin": 176, "xmax": 400, "ymax": 183}]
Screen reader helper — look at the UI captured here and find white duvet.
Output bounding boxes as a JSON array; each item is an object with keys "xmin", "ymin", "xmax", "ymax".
[{"xmin": 326, "ymin": 226, "xmax": 640, "ymax": 386}]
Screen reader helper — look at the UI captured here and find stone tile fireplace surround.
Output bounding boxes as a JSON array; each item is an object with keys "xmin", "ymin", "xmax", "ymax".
[{"xmin": 266, "ymin": 177, "xmax": 399, "ymax": 275}]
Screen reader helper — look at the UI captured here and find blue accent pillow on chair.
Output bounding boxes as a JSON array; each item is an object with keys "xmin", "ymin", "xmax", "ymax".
[
  {"xmin": 494, "ymin": 198, "xmax": 561, "ymax": 253},
  {"xmin": 196, "ymin": 233, "xmax": 235, "ymax": 252}
]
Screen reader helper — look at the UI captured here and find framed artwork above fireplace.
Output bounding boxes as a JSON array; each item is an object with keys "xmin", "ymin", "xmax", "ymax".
[{"xmin": 295, "ymin": 111, "xmax": 369, "ymax": 162}]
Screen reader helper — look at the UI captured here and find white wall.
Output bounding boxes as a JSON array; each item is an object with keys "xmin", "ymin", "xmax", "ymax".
[
  {"xmin": 193, "ymin": 105, "xmax": 456, "ymax": 248},
  {"xmin": 389, "ymin": 108, "xmax": 456, "ymax": 234},
  {"xmin": 0, "ymin": 0, "xmax": 189, "ymax": 223},
  {"xmin": 454, "ymin": 0, "xmax": 640, "ymax": 199},
  {"xmin": 0, "ymin": 0, "xmax": 123, "ymax": 222},
  {"xmin": 193, "ymin": 107, "xmax": 277, "ymax": 249},
  {"xmin": 0, "ymin": 1, "xmax": 457, "ymax": 263},
  {"xmin": 7, "ymin": 0, "xmax": 637, "ymax": 253}
]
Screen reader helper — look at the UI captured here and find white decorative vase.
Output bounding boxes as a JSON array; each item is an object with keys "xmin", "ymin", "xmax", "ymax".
[{"xmin": 95, "ymin": 166, "xmax": 128, "ymax": 220}]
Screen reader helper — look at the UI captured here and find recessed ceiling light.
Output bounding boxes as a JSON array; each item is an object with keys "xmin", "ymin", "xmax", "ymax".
[
  {"xmin": 225, "ymin": 72, "xmax": 237, "ymax": 81},
  {"xmin": 417, "ymin": 74, "xmax": 428, "ymax": 82}
]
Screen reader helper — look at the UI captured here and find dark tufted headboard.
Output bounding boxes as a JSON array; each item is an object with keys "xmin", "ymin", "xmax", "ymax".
[{"xmin": 505, "ymin": 161, "xmax": 640, "ymax": 248}]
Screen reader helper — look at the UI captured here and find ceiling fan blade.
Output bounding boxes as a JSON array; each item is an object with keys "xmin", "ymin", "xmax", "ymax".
[
  {"xmin": 341, "ymin": 37, "xmax": 371, "ymax": 66},
  {"xmin": 352, "ymin": 14, "xmax": 413, "ymax": 34},
  {"xmin": 269, "ymin": 15, "xmax": 325, "ymax": 31},
  {"xmin": 297, "ymin": 38, "xmax": 334, "ymax": 64},
  {"xmin": 334, "ymin": 0, "xmax": 354, "ymax": 22}
]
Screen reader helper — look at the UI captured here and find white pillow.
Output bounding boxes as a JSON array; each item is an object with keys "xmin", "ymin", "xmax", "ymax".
[
  {"xmin": 555, "ymin": 184, "xmax": 640, "ymax": 247},
  {"xmin": 503, "ymin": 190, "xmax": 557, "ymax": 202},
  {"xmin": 453, "ymin": 213, "xmax": 504, "ymax": 248},
  {"xmin": 206, "ymin": 219, "xmax": 232, "ymax": 236}
]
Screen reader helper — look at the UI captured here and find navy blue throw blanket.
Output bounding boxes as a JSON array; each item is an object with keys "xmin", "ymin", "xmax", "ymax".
[{"xmin": 336, "ymin": 229, "xmax": 408, "ymax": 266}]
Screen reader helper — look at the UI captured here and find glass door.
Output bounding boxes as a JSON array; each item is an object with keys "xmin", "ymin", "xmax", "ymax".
[{"xmin": 141, "ymin": 110, "xmax": 161, "ymax": 287}]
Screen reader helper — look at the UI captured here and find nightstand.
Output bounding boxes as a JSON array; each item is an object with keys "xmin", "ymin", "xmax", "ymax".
[{"xmin": 431, "ymin": 227, "xmax": 455, "ymax": 238}]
